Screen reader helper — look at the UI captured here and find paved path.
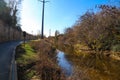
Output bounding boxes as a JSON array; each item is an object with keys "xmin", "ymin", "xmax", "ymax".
[{"xmin": 0, "ymin": 41, "xmax": 21, "ymax": 80}]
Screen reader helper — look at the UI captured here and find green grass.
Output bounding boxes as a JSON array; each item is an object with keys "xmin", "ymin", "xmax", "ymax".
[
  {"xmin": 16, "ymin": 43, "xmax": 38, "ymax": 80},
  {"xmin": 16, "ymin": 43, "xmax": 37, "ymax": 65}
]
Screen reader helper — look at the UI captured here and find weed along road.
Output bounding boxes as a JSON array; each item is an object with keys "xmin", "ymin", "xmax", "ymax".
[{"xmin": 0, "ymin": 41, "xmax": 21, "ymax": 80}]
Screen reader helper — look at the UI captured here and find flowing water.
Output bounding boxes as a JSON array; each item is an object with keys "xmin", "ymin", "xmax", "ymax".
[{"xmin": 56, "ymin": 50, "xmax": 73, "ymax": 76}]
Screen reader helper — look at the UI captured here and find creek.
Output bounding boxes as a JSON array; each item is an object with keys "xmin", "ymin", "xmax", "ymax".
[{"xmin": 56, "ymin": 50, "xmax": 73, "ymax": 76}]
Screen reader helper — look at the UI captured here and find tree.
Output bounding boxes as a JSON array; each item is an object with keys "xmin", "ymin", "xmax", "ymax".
[
  {"xmin": 54, "ymin": 30, "xmax": 60, "ymax": 47},
  {"xmin": 74, "ymin": 5, "xmax": 120, "ymax": 51},
  {"xmin": 8, "ymin": 0, "xmax": 22, "ymax": 28},
  {"xmin": 0, "ymin": 0, "xmax": 12, "ymax": 26}
]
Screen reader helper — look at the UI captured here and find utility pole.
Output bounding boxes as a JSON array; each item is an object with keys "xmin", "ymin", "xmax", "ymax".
[{"xmin": 39, "ymin": 0, "xmax": 49, "ymax": 39}]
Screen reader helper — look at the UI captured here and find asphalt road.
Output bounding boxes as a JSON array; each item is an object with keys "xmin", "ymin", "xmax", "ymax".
[{"xmin": 0, "ymin": 41, "xmax": 21, "ymax": 80}]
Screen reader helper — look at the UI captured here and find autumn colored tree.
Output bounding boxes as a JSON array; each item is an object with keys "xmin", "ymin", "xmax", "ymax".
[{"xmin": 74, "ymin": 5, "xmax": 120, "ymax": 51}]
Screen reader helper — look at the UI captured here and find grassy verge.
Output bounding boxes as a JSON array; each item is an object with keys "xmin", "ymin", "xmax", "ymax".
[
  {"xmin": 16, "ymin": 40, "xmax": 66, "ymax": 80},
  {"xmin": 15, "ymin": 43, "xmax": 38, "ymax": 80}
]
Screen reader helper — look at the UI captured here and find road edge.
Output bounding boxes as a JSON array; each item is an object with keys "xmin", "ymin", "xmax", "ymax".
[{"xmin": 9, "ymin": 42, "xmax": 22, "ymax": 80}]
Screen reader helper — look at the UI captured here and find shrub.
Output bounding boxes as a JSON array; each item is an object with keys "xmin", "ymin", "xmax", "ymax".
[
  {"xmin": 31, "ymin": 40, "xmax": 66, "ymax": 80},
  {"xmin": 111, "ymin": 44, "xmax": 120, "ymax": 52}
]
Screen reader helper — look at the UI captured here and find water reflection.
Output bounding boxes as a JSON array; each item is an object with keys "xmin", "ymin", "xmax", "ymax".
[{"xmin": 57, "ymin": 50, "xmax": 73, "ymax": 76}]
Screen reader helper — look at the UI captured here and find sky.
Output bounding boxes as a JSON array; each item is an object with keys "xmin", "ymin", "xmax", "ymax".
[{"xmin": 20, "ymin": 0, "xmax": 110, "ymax": 36}]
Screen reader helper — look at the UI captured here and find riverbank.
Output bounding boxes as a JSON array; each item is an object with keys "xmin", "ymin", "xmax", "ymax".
[
  {"xmin": 15, "ymin": 40, "xmax": 66, "ymax": 80},
  {"xmin": 15, "ymin": 39, "xmax": 120, "ymax": 80},
  {"xmin": 15, "ymin": 43, "xmax": 39, "ymax": 80},
  {"xmin": 51, "ymin": 34, "xmax": 120, "ymax": 80},
  {"xmin": 59, "ymin": 44, "xmax": 120, "ymax": 80}
]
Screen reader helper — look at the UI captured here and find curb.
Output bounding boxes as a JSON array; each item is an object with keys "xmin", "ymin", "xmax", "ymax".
[{"xmin": 9, "ymin": 42, "xmax": 22, "ymax": 80}]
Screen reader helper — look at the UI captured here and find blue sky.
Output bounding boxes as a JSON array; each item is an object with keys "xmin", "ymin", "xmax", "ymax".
[{"xmin": 21, "ymin": 0, "xmax": 109, "ymax": 36}]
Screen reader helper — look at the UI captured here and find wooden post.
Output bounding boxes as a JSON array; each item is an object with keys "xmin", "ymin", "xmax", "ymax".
[{"xmin": 23, "ymin": 31, "xmax": 26, "ymax": 47}]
